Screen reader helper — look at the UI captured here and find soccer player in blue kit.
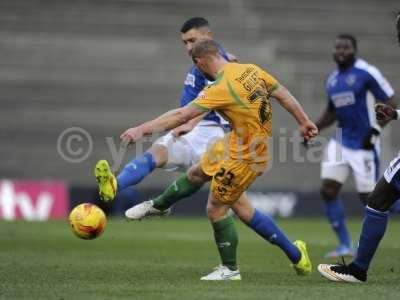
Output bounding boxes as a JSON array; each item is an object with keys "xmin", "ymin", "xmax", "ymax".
[
  {"xmin": 94, "ymin": 17, "xmax": 236, "ymax": 205},
  {"xmin": 317, "ymin": 12, "xmax": 400, "ymax": 283},
  {"xmin": 313, "ymin": 34, "xmax": 397, "ymax": 258},
  {"xmin": 318, "ymin": 99, "xmax": 400, "ymax": 283}
]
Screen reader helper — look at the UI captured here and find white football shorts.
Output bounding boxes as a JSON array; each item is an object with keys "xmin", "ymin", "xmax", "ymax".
[
  {"xmin": 154, "ymin": 121, "xmax": 226, "ymax": 171},
  {"xmin": 321, "ymin": 138, "xmax": 379, "ymax": 193}
]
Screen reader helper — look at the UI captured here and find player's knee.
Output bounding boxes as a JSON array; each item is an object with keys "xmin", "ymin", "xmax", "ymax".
[
  {"xmin": 366, "ymin": 194, "xmax": 387, "ymax": 212},
  {"xmin": 366, "ymin": 178, "xmax": 399, "ymax": 212},
  {"xmin": 231, "ymin": 194, "xmax": 254, "ymax": 223},
  {"xmin": 206, "ymin": 203, "xmax": 214, "ymax": 219},
  {"xmin": 187, "ymin": 166, "xmax": 201, "ymax": 183},
  {"xmin": 320, "ymin": 182, "xmax": 340, "ymax": 202},
  {"xmin": 148, "ymin": 144, "xmax": 168, "ymax": 167},
  {"xmin": 367, "ymin": 196, "xmax": 383, "ymax": 212},
  {"xmin": 206, "ymin": 203, "xmax": 220, "ymax": 221},
  {"xmin": 187, "ymin": 165, "xmax": 210, "ymax": 185},
  {"xmin": 206, "ymin": 198, "xmax": 229, "ymax": 221}
]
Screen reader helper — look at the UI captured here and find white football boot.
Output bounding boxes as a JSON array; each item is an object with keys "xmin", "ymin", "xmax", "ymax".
[
  {"xmin": 317, "ymin": 263, "xmax": 366, "ymax": 283},
  {"xmin": 200, "ymin": 265, "xmax": 241, "ymax": 281},
  {"xmin": 125, "ymin": 200, "xmax": 171, "ymax": 220}
]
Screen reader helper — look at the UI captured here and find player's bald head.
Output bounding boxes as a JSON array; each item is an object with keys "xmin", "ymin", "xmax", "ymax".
[
  {"xmin": 191, "ymin": 40, "xmax": 220, "ymax": 62},
  {"xmin": 191, "ymin": 40, "xmax": 225, "ymax": 81}
]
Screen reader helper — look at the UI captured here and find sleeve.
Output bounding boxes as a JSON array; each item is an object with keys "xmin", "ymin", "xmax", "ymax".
[
  {"xmin": 190, "ymin": 84, "xmax": 230, "ymax": 112},
  {"xmin": 180, "ymin": 73, "xmax": 202, "ymax": 107},
  {"xmin": 366, "ymin": 66, "xmax": 395, "ymax": 102},
  {"xmin": 260, "ymin": 68, "xmax": 280, "ymax": 93}
]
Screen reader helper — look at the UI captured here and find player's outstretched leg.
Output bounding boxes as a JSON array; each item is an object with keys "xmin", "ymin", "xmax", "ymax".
[
  {"xmin": 230, "ymin": 194, "xmax": 311, "ymax": 275},
  {"xmin": 95, "ymin": 152, "xmax": 156, "ymax": 201},
  {"xmin": 321, "ymin": 180, "xmax": 353, "ymax": 258},
  {"xmin": 318, "ymin": 177, "xmax": 399, "ymax": 283},
  {"xmin": 95, "ymin": 160, "xmax": 117, "ymax": 201},
  {"xmin": 117, "ymin": 152, "xmax": 157, "ymax": 192},
  {"xmin": 244, "ymin": 208, "xmax": 312, "ymax": 275},
  {"xmin": 95, "ymin": 146, "xmax": 163, "ymax": 201},
  {"xmin": 124, "ymin": 199, "xmax": 171, "ymax": 220},
  {"xmin": 125, "ymin": 165, "xmax": 207, "ymax": 219},
  {"xmin": 152, "ymin": 174, "xmax": 203, "ymax": 211}
]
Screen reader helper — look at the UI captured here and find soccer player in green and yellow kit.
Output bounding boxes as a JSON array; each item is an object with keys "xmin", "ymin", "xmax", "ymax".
[{"xmin": 119, "ymin": 40, "xmax": 317, "ymax": 280}]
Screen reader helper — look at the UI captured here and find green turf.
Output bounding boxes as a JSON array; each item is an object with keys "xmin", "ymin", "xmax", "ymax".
[{"xmin": 1, "ymin": 217, "xmax": 400, "ymax": 300}]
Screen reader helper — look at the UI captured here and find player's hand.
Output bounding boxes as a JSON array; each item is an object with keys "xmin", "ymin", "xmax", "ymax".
[
  {"xmin": 299, "ymin": 120, "xmax": 318, "ymax": 141},
  {"xmin": 362, "ymin": 127, "xmax": 381, "ymax": 150},
  {"xmin": 172, "ymin": 123, "xmax": 194, "ymax": 138},
  {"xmin": 302, "ymin": 138, "xmax": 322, "ymax": 149},
  {"xmin": 120, "ymin": 126, "xmax": 147, "ymax": 145},
  {"xmin": 375, "ymin": 103, "xmax": 398, "ymax": 122}
]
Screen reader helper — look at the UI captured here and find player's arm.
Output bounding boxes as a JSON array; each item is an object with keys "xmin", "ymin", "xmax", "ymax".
[
  {"xmin": 374, "ymin": 15, "xmax": 400, "ymax": 124},
  {"xmin": 376, "ymin": 15, "xmax": 400, "ymax": 123},
  {"xmin": 376, "ymin": 96, "xmax": 397, "ymax": 127},
  {"xmin": 361, "ymin": 98, "xmax": 396, "ymax": 150},
  {"xmin": 314, "ymin": 101, "xmax": 336, "ymax": 132},
  {"xmin": 271, "ymin": 84, "xmax": 318, "ymax": 140},
  {"xmin": 172, "ymin": 112, "xmax": 207, "ymax": 137},
  {"xmin": 365, "ymin": 63, "xmax": 396, "ymax": 128},
  {"xmin": 120, "ymin": 106, "xmax": 205, "ymax": 144}
]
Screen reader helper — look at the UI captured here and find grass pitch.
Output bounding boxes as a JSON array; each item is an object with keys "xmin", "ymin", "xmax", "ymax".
[{"xmin": 1, "ymin": 217, "xmax": 400, "ymax": 300}]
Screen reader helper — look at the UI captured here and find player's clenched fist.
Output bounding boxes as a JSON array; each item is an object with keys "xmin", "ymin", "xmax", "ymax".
[
  {"xmin": 299, "ymin": 120, "xmax": 318, "ymax": 141},
  {"xmin": 375, "ymin": 103, "xmax": 398, "ymax": 122}
]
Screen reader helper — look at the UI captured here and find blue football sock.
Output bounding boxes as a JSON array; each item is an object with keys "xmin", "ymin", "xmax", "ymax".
[
  {"xmin": 116, "ymin": 153, "xmax": 156, "ymax": 191},
  {"xmin": 325, "ymin": 199, "xmax": 351, "ymax": 248},
  {"xmin": 353, "ymin": 206, "xmax": 388, "ymax": 270},
  {"xmin": 247, "ymin": 209, "xmax": 301, "ymax": 264}
]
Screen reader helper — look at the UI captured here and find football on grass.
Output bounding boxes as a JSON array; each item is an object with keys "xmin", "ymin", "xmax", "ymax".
[{"xmin": 69, "ymin": 203, "xmax": 107, "ymax": 240}]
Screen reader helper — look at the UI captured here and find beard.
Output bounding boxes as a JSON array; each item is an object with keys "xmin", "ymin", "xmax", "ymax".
[{"xmin": 334, "ymin": 54, "xmax": 356, "ymax": 69}]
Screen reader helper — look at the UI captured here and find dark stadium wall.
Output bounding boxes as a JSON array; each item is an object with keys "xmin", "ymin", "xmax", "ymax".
[
  {"xmin": 0, "ymin": 179, "xmax": 391, "ymax": 221},
  {"xmin": 70, "ymin": 185, "xmax": 370, "ymax": 218}
]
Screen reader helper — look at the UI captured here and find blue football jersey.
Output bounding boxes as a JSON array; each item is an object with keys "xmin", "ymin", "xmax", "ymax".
[
  {"xmin": 384, "ymin": 154, "xmax": 400, "ymax": 192},
  {"xmin": 326, "ymin": 59, "xmax": 394, "ymax": 149},
  {"xmin": 180, "ymin": 45, "xmax": 230, "ymax": 124}
]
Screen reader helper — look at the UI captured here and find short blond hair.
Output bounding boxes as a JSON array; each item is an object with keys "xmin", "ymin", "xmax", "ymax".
[{"xmin": 191, "ymin": 40, "xmax": 220, "ymax": 60}]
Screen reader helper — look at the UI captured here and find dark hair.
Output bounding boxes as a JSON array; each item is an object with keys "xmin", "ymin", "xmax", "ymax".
[
  {"xmin": 180, "ymin": 17, "xmax": 209, "ymax": 33},
  {"xmin": 191, "ymin": 40, "xmax": 220, "ymax": 60},
  {"xmin": 337, "ymin": 33, "xmax": 358, "ymax": 51}
]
